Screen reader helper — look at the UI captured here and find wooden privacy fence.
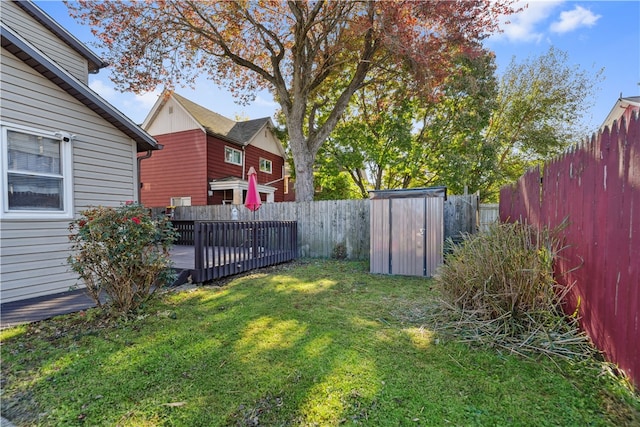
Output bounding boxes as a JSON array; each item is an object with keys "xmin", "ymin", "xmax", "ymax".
[
  {"xmin": 479, "ymin": 204, "xmax": 499, "ymax": 232},
  {"xmin": 160, "ymin": 195, "xmax": 480, "ymax": 260},
  {"xmin": 499, "ymin": 114, "xmax": 639, "ymax": 388}
]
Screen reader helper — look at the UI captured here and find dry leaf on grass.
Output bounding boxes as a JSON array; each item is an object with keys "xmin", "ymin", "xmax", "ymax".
[{"xmin": 162, "ymin": 402, "xmax": 187, "ymax": 407}]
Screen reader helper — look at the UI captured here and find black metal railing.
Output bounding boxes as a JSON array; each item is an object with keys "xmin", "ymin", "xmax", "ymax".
[{"xmin": 171, "ymin": 220, "xmax": 297, "ymax": 283}]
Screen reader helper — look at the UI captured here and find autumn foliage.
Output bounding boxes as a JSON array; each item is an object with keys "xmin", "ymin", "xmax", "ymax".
[{"xmin": 67, "ymin": 0, "xmax": 516, "ymax": 201}]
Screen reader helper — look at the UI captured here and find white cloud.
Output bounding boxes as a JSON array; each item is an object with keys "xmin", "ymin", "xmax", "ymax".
[
  {"xmin": 122, "ymin": 90, "xmax": 161, "ymax": 123},
  {"xmin": 89, "ymin": 78, "xmax": 118, "ymax": 101},
  {"xmin": 253, "ymin": 94, "xmax": 279, "ymax": 109},
  {"xmin": 550, "ymin": 6, "xmax": 601, "ymax": 33},
  {"xmin": 130, "ymin": 90, "xmax": 161, "ymax": 110},
  {"xmin": 493, "ymin": 1, "xmax": 563, "ymax": 43}
]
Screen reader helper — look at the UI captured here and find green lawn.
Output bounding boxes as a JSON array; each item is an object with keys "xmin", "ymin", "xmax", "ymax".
[{"xmin": 1, "ymin": 260, "xmax": 638, "ymax": 426}]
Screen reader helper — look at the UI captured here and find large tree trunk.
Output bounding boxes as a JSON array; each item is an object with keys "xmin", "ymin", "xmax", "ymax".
[{"xmin": 290, "ymin": 146, "xmax": 316, "ymax": 202}]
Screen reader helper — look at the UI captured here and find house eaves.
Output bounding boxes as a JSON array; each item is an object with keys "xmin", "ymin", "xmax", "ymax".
[
  {"xmin": 14, "ymin": 1, "xmax": 109, "ymax": 73},
  {"xmin": 242, "ymin": 118, "xmax": 287, "ymax": 158},
  {"xmin": 1, "ymin": 22, "xmax": 159, "ymax": 152},
  {"xmin": 622, "ymin": 96, "xmax": 640, "ymax": 104},
  {"xmin": 601, "ymin": 96, "xmax": 640, "ymax": 132}
]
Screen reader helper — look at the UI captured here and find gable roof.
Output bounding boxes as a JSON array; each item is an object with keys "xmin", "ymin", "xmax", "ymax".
[
  {"xmin": 1, "ymin": 22, "xmax": 159, "ymax": 152},
  {"xmin": 14, "ymin": 1, "xmax": 108, "ymax": 73},
  {"xmin": 171, "ymin": 92, "xmax": 272, "ymax": 146},
  {"xmin": 601, "ymin": 96, "xmax": 640, "ymax": 131}
]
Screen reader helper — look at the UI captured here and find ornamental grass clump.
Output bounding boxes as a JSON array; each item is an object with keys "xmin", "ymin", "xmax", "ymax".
[
  {"xmin": 68, "ymin": 202, "xmax": 177, "ymax": 315},
  {"xmin": 433, "ymin": 222, "xmax": 594, "ymax": 360}
]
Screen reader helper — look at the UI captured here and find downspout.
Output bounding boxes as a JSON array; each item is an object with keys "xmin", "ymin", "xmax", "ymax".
[
  {"xmin": 137, "ymin": 150, "xmax": 153, "ymax": 203},
  {"xmin": 242, "ymin": 146, "xmax": 246, "ymax": 180}
]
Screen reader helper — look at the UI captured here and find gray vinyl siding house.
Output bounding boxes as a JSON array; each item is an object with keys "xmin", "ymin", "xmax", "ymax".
[{"xmin": 1, "ymin": 1, "xmax": 160, "ymax": 303}]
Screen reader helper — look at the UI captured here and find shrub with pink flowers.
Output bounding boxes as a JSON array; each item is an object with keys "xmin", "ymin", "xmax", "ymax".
[{"xmin": 68, "ymin": 202, "xmax": 176, "ymax": 315}]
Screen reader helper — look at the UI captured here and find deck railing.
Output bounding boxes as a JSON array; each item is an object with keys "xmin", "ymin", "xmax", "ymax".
[
  {"xmin": 172, "ymin": 220, "xmax": 297, "ymax": 283},
  {"xmin": 171, "ymin": 220, "xmax": 196, "ymax": 245}
]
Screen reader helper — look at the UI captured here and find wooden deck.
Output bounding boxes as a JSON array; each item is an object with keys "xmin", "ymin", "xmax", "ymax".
[
  {"xmin": 169, "ymin": 221, "xmax": 298, "ymax": 285},
  {"xmin": 171, "ymin": 245, "xmax": 276, "ymax": 269}
]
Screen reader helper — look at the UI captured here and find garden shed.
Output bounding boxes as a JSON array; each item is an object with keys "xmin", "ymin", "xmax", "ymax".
[{"xmin": 369, "ymin": 187, "xmax": 446, "ymax": 277}]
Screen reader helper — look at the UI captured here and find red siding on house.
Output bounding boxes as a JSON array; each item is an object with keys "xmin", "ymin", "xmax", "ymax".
[
  {"xmin": 207, "ymin": 135, "xmax": 244, "ymax": 180},
  {"xmin": 139, "ymin": 129, "xmax": 208, "ymax": 208},
  {"xmin": 142, "ymin": 129, "xmax": 289, "ymax": 206},
  {"xmin": 245, "ymin": 145, "xmax": 287, "ymax": 202},
  {"xmin": 206, "ymin": 135, "xmax": 289, "ymax": 202}
]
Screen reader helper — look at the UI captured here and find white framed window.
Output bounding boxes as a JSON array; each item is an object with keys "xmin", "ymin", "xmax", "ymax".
[
  {"xmin": 259, "ymin": 158, "xmax": 272, "ymax": 174},
  {"xmin": 170, "ymin": 196, "xmax": 191, "ymax": 207},
  {"xmin": 1, "ymin": 123, "xmax": 74, "ymax": 219},
  {"xmin": 224, "ymin": 146, "xmax": 242, "ymax": 166}
]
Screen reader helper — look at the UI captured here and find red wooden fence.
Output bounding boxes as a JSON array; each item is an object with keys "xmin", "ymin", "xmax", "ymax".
[{"xmin": 499, "ymin": 113, "xmax": 639, "ymax": 388}]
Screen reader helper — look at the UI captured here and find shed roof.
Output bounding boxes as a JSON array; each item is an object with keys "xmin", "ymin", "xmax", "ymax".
[
  {"xmin": 369, "ymin": 187, "xmax": 447, "ymax": 200},
  {"xmin": 1, "ymin": 22, "xmax": 159, "ymax": 152}
]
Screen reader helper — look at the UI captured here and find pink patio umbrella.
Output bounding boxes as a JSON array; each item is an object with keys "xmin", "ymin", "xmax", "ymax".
[{"xmin": 244, "ymin": 166, "xmax": 262, "ymax": 219}]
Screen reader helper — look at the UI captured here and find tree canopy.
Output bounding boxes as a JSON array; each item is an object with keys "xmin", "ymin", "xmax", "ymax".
[
  {"xmin": 481, "ymin": 47, "xmax": 603, "ymax": 199},
  {"xmin": 314, "ymin": 46, "xmax": 601, "ymax": 202},
  {"xmin": 68, "ymin": 0, "xmax": 515, "ymax": 201}
]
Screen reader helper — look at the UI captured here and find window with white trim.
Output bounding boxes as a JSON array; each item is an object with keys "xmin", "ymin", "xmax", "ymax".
[
  {"xmin": 170, "ymin": 196, "xmax": 191, "ymax": 207},
  {"xmin": 1, "ymin": 124, "xmax": 73, "ymax": 218},
  {"xmin": 224, "ymin": 146, "xmax": 242, "ymax": 166},
  {"xmin": 259, "ymin": 158, "xmax": 272, "ymax": 174}
]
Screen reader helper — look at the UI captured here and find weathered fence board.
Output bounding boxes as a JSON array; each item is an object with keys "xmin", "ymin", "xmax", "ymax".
[
  {"xmin": 160, "ymin": 195, "xmax": 480, "ymax": 260},
  {"xmin": 444, "ymin": 195, "xmax": 479, "ymax": 244},
  {"xmin": 165, "ymin": 200, "xmax": 369, "ymax": 259},
  {"xmin": 479, "ymin": 203, "xmax": 499, "ymax": 232},
  {"xmin": 499, "ymin": 113, "xmax": 640, "ymax": 388}
]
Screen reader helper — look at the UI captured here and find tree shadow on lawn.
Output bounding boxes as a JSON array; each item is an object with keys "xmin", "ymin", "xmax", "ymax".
[{"xmin": 1, "ymin": 260, "xmax": 635, "ymax": 426}]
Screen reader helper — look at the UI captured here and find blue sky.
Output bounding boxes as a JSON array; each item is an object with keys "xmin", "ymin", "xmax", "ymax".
[{"xmin": 35, "ymin": 1, "xmax": 640, "ymax": 134}]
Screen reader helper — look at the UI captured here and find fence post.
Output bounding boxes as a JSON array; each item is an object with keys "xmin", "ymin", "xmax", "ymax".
[{"xmin": 193, "ymin": 222, "xmax": 204, "ymax": 282}]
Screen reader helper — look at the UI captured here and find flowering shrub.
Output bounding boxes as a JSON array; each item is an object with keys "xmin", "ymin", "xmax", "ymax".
[{"xmin": 68, "ymin": 202, "xmax": 177, "ymax": 315}]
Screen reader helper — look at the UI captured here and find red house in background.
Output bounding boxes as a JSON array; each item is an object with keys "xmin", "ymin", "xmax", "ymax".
[
  {"xmin": 139, "ymin": 91, "xmax": 293, "ymax": 208},
  {"xmin": 601, "ymin": 95, "xmax": 640, "ymax": 131}
]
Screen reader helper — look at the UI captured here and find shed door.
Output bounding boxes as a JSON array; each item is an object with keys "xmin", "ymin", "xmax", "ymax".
[
  {"xmin": 370, "ymin": 197, "xmax": 443, "ymax": 276},
  {"xmin": 390, "ymin": 197, "xmax": 425, "ymax": 275}
]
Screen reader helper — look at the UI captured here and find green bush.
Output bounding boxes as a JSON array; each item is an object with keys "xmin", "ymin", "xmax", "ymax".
[
  {"xmin": 437, "ymin": 222, "xmax": 560, "ymax": 321},
  {"xmin": 68, "ymin": 202, "xmax": 176, "ymax": 315},
  {"xmin": 433, "ymin": 222, "xmax": 594, "ymax": 360}
]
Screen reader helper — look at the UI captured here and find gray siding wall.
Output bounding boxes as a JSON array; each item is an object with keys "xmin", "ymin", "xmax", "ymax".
[
  {"xmin": 0, "ymin": 1, "xmax": 89, "ymax": 83},
  {"xmin": 0, "ymin": 50, "xmax": 137, "ymax": 303}
]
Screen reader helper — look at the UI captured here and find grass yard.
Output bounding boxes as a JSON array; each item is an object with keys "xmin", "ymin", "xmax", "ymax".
[{"xmin": 1, "ymin": 260, "xmax": 638, "ymax": 426}]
